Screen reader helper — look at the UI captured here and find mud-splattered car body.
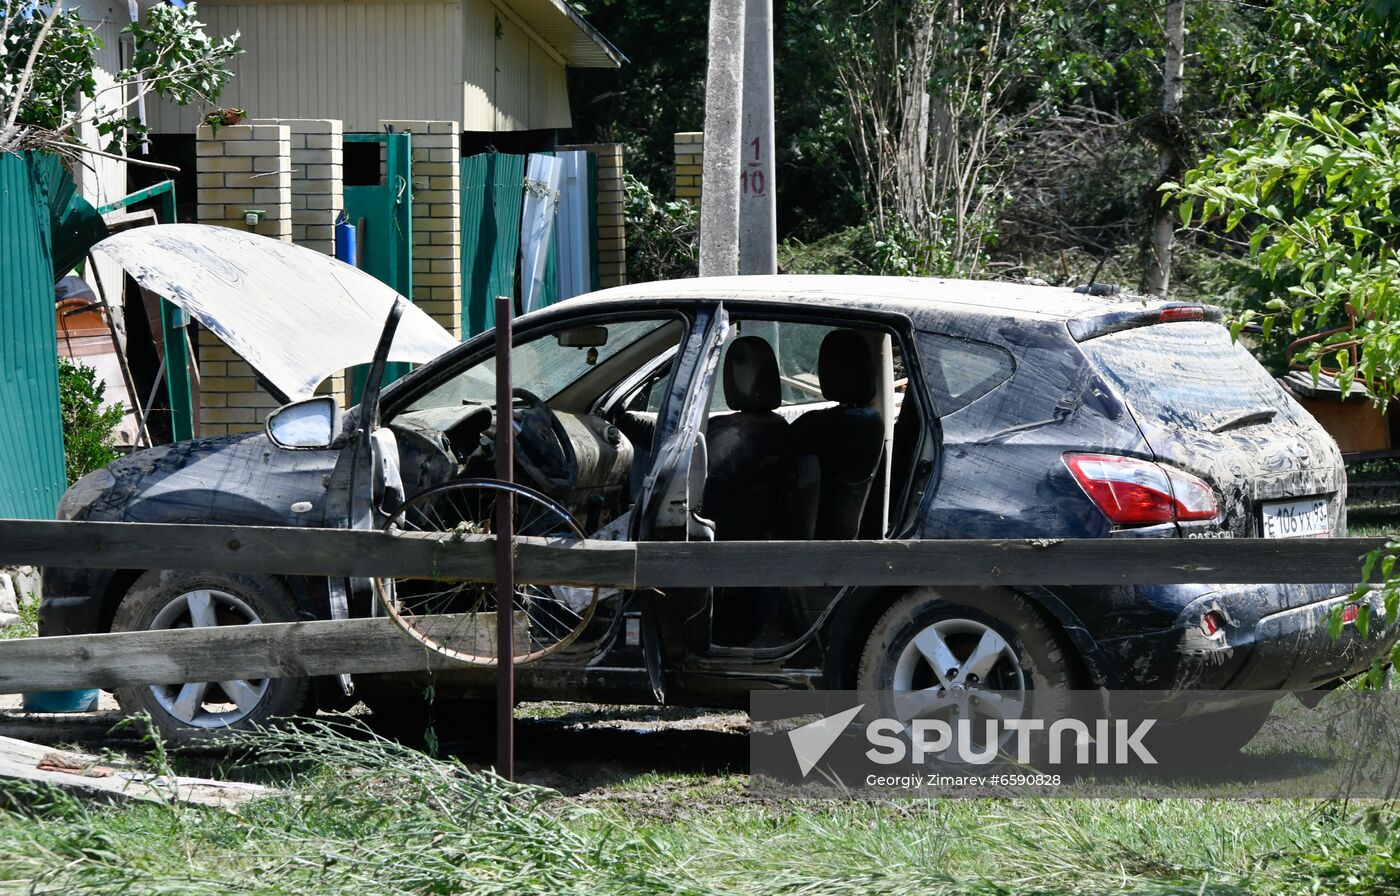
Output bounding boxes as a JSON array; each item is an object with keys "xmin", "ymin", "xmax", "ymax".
[{"xmin": 40, "ymin": 251, "xmax": 1395, "ymax": 718}]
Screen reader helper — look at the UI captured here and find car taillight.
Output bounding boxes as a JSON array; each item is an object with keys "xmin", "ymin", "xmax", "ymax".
[
  {"xmin": 1064, "ymin": 453, "xmax": 1219, "ymax": 526},
  {"xmin": 1158, "ymin": 305, "xmax": 1206, "ymax": 323}
]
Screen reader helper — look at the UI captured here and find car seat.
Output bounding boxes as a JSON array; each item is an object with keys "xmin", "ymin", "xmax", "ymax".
[
  {"xmin": 702, "ymin": 336, "xmax": 789, "ymax": 540},
  {"xmin": 782, "ymin": 329, "xmax": 885, "ymax": 540}
]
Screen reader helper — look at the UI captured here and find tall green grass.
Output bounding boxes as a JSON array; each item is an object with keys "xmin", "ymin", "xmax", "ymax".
[
  {"xmin": 0, "ymin": 720, "xmax": 699, "ymax": 895},
  {"xmin": 0, "ymin": 720, "xmax": 1393, "ymax": 895}
]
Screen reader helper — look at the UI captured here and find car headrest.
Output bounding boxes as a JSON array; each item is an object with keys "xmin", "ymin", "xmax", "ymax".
[
  {"xmin": 723, "ymin": 336, "xmax": 781, "ymax": 412},
  {"xmin": 819, "ymin": 329, "xmax": 877, "ymax": 405}
]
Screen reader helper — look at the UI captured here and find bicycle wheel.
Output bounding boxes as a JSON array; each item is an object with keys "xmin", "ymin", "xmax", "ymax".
[{"xmin": 373, "ymin": 478, "xmax": 599, "ymax": 666}]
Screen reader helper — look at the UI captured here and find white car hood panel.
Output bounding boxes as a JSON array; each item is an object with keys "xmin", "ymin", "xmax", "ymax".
[{"xmin": 93, "ymin": 224, "xmax": 458, "ymax": 401}]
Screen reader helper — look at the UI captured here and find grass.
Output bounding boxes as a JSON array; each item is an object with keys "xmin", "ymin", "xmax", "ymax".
[
  {"xmin": 0, "ymin": 600, "xmax": 38, "ymax": 641},
  {"xmin": 0, "ymin": 720, "xmax": 1396, "ymax": 895},
  {"xmin": 1346, "ymin": 459, "xmax": 1400, "ymax": 484},
  {"xmin": 1347, "ymin": 502, "xmax": 1400, "ymax": 538}
]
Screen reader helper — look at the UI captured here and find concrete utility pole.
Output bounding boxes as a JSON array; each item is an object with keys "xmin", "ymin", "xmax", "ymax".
[
  {"xmin": 699, "ymin": 0, "xmax": 746, "ymax": 277},
  {"xmin": 738, "ymin": 0, "xmax": 777, "ymax": 275}
]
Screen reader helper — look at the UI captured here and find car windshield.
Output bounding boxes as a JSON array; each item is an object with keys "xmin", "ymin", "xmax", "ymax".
[
  {"xmin": 1081, "ymin": 321, "xmax": 1296, "ymax": 432},
  {"xmin": 406, "ymin": 319, "xmax": 674, "ymax": 411}
]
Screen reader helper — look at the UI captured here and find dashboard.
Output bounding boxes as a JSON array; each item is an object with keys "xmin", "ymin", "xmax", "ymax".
[{"xmin": 390, "ymin": 400, "xmax": 635, "ymax": 533}]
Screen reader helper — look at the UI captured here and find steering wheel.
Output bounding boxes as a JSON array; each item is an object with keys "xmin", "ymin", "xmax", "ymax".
[{"xmin": 507, "ymin": 388, "xmax": 578, "ymax": 497}]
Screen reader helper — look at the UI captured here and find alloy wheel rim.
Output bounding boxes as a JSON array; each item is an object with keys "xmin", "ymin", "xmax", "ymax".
[
  {"xmin": 891, "ymin": 617, "xmax": 1027, "ymax": 760},
  {"xmin": 146, "ymin": 589, "xmax": 269, "ymax": 729}
]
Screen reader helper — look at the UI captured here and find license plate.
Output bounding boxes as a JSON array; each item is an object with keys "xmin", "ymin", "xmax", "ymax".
[{"xmin": 1260, "ymin": 498, "xmax": 1331, "ymax": 539}]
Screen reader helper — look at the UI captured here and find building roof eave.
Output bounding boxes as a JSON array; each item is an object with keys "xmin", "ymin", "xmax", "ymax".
[{"xmin": 499, "ymin": 0, "xmax": 625, "ymax": 68}]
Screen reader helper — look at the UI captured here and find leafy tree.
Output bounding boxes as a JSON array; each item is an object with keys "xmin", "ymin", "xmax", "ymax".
[
  {"xmin": 570, "ymin": 0, "xmax": 1399, "ymax": 287},
  {"xmin": 1173, "ymin": 79, "xmax": 1400, "ymax": 394},
  {"xmin": 1243, "ymin": 0, "xmax": 1400, "ymax": 111},
  {"xmin": 0, "ymin": 0, "xmax": 241, "ymax": 155},
  {"xmin": 567, "ymin": 1, "xmax": 867, "ymax": 243},
  {"xmin": 1173, "ymin": 76, "xmax": 1400, "ymax": 671},
  {"xmin": 565, "ymin": 1, "xmax": 708, "ymax": 194},
  {"xmin": 57, "ymin": 357, "xmax": 123, "ymax": 483}
]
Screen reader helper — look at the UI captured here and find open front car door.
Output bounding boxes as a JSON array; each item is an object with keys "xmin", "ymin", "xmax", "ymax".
[{"xmin": 632, "ymin": 304, "xmax": 729, "ymax": 701}]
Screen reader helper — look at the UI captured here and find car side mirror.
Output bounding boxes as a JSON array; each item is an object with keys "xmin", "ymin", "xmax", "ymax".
[{"xmin": 266, "ymin": 396, "xmax": 342, "ymax": 450}]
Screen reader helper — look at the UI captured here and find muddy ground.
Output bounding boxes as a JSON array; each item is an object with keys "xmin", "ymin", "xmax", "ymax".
[{"xmin": 0, "ymin": 694, "xmax": 757, "ymax": 818}]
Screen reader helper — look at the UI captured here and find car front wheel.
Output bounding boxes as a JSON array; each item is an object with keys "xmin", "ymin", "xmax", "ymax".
[{"xmin": 111, "ymin": 570, "xmax": 310, "ymax": 745}]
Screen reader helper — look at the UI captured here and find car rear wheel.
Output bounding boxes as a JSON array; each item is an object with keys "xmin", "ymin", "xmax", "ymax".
[
  {"xmin": 857, "ymin": 588, "xmax": 1080, "ymax": 762},
  {"xmin": 111, "ymin": 570, "xmax": 310, "ymax": 746}
]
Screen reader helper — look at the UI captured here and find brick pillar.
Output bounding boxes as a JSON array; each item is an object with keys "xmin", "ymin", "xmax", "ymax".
[
  {"xmin": 195, "ymin": 122, "xmax": 351, "ymax": 433},
  {"xmin": 278, "ymin": 118, "xmax": 347, "ymax": 406},
  {"xmin": 195, "ymin": 123, "xmax": 293, "ymax": 435},
  {"xmin": 559, "ymin": 142, "xmax": 627, "ymax": 289},
  {"xmin": 382, "ymin": 119, "xmax": 462, "ymax": 340},
  {"xmin": 194, "ymin": 337, "xmax": 278, "ymax": 436},
  {"xmin": 674, "ymin": 132, "xmax": 703, "ymax": 201},
  {"xmin": 275, "ymin": 118, "xmax": 344, "ymax": 255},
  {"xmin": 195, "ymin": 123, "xmax": 292, "ymax": 239},
  {"xmin": 594, "ymin": 144, "xmax": 627, "ymax": 288}
]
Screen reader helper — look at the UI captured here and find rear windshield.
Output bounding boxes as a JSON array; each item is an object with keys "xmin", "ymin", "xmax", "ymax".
[{"xmin": 1081, "ymin": 321, "xmax": 1293, "ymax": 431}]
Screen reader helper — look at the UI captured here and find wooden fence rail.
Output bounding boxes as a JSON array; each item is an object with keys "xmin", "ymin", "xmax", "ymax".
[
  {"xmin": 0, "ymin": 519, "xmax": 1388, "ymax": 588},
  {"xmin": 0, "ymin": 619, "xmax": 454, "ymax": 694},
  {"xmin": 0, "ymin": 518, "xmax": 1390, "ymax": 694}
]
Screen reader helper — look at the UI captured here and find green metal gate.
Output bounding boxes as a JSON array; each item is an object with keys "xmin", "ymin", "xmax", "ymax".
[{"xmin": 344, "ymin": 132, "xmax": 413, "ymax": 394}]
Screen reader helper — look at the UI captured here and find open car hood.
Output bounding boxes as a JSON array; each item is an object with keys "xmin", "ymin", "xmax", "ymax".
[{"xmin": 92, "ymin": 224, "xmax": 458, "ymax": 401}]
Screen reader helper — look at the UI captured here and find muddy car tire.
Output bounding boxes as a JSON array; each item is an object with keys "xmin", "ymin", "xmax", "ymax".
[
  {"xmin": 111, "ymin": 570, "xmax": 310, "ymax": 746},
  {"xmin": 857, "ymin": 588, "xmax": 1080, "ymax": 763}
]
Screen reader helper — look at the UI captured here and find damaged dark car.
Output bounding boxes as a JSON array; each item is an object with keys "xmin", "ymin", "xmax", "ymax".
[{"xmin": 40, "ymin": 226, "xmax": 1397, "ymax": 746}]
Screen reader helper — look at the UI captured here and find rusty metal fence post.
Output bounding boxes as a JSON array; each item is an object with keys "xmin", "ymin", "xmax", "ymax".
[{"xmin": 493, "ymin": 295, "xmax": 515, "ymax": 779}]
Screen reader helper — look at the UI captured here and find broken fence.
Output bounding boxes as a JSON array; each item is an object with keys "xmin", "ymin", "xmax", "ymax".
[{"xmin": 0, "ymin": 519, "xmax": 1385, "ymax": 694}]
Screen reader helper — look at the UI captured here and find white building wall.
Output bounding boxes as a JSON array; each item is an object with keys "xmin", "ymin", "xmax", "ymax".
[
  {"xmin": 146, "ymin": 0, "xmax": 466, "ymax": 133},
  {"xmin": 146, "ymin": 0, "xmax": 572, "ymax": 136},
  {"xmin": 63, "ymin": 12, "xmax": 128, "ymax": 210},
  {"xmin": 526, "ymin": 33, "xmax": 570, "ymax": 129},
  {"xmin": 487, "ymin": 2, "xmax": 571, "ymax": 131}
]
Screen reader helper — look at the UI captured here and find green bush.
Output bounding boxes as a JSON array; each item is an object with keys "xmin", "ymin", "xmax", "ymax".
[
  {"xmin": 57, "ymin": 357, "xmax": 123, "ymax": 484},
  {"xmin": 1281, "ymin": 810, "xmax": 1400, "ymax": 895},
  {"xmin": 781, "ymin": 223, "xmax": 962, "ymax": 277},
  {"xmin": 623, "ymin": 173, "xmax": 698, "ymax": 282}
]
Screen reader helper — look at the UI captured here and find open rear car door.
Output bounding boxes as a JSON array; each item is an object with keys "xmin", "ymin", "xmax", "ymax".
[{"xmin": 631, "ymin": 304, "xmax": 729, "ymax": 701}]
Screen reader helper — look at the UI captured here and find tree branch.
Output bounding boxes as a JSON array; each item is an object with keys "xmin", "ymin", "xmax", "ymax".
[{"xmin": 3, "ymin": 0, "xmax": 64, "ymax": 132}]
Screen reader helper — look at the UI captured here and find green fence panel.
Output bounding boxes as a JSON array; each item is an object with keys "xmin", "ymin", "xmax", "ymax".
[
  {"xmin": 31, "ymin": 153, "xmax": 106, "ymax": 278},
  {"xmin": 0, "ymin": 152, "xmax": 68, "ymax": 519},
  {"xmin": 459, "ymin": 154, "xmax": 492, "ymax": 337},
  {"xmin": 460, "ymin": 152, "xmax": 526, "ymax": 338},
  {"xmin": 345, "ymin": 132, "xmax": 414, "ymax": 398},
  {"xmin": 541, "ymin": 231, "xmax": 559, "ymax": 309}
]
